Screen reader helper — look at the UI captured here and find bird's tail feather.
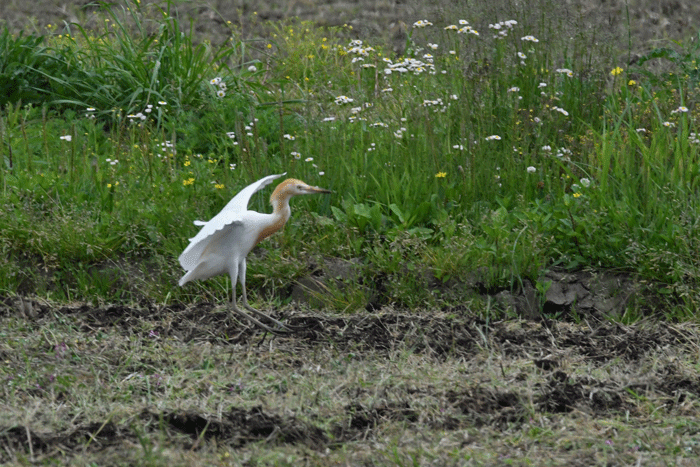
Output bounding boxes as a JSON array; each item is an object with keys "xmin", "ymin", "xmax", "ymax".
[{"xmin": 178, "ymin": 260, "xmax": 222, "ymax": 286}]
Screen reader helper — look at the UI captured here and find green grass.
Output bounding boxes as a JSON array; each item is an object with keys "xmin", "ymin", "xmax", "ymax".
[{"xmin": 1, "ymin": 0, "xmax": 699, "ymax": 317}]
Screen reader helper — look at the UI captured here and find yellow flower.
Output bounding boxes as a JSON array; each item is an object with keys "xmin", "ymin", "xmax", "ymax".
[
  {"xmin": 435, "ymin": 172, "xmax": 447, "ymax": 178},
  {"xmin": 628, "ymin": 79, "xmax": 636, "ymax": 86},
  {"xmin": 214, "ymin": 183, "xmax": 225, "ymax": 189},
  {"xmin": 183, "ymin": 177, "xmax": 195, "ymax": 186},
  {"xmin": 573, "ymin": 192, "xmax": 582, "ymax": 198},
  {"xmin": 610, "ymin": 66, "xmax": 624, "ymax": 76},
  {"xmin": 184, "ymin": 160, "xmax": 191, "ymax": 166}
]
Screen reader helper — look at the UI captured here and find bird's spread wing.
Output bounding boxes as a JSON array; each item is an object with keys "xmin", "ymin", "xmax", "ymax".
[
  {"xmin": 178, "ymin": 173, "xmax": 286, "ymax": 271},
  {"xmin": 220, "ymin": 173, "xmax": 286, "ymax": 214}
]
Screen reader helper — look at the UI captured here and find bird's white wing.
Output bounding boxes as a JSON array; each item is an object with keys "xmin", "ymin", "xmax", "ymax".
[
  {"xmin": 220, "ymin": 173, "xmax": 286, "ymax": 213},
  {"xmin": 178, "ymin": 173, "xmax": 286, "ymax": 271}
]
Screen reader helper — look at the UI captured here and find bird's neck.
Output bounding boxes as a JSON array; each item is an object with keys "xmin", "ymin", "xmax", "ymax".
[
  {"xmin": 269, "ymin": 182, "xmax": 293, "ymax": 223},
  {"xmin": 252, "ymin": 188, "xmax": 292, "ymax": 246},
  {"xmin": 270, "ymin": 196, "xmax": 291, "ymax": 223}
]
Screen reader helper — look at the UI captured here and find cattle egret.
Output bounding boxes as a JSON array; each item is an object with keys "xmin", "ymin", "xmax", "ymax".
[{"xmin": 179, "ymin": 173, "xmax": 331, "ymax": 333}]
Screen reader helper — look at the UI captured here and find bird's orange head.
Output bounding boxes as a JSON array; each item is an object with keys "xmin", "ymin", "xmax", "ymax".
[{"xmin": 270, "ymin": 178, "xmax": 331, "ymax": 205}]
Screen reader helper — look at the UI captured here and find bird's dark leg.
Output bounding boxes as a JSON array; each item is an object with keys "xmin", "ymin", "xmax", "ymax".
[
  {"xmin": 224, "ymin": 267, "xmax": 291, "ymax": 334},
  {"xmin": 237, "ymin": 261, "xmax": 303, "ymax": 332}
]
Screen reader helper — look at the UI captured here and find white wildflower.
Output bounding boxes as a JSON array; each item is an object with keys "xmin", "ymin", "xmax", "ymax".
[{"xmin": 413, "ymin": 19, "xmax": 433, "ymax": 28}]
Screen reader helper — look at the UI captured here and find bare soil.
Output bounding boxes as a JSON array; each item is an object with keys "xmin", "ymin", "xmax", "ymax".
[
  {"xmin": 2, "ymin": 298, "xmax": 700, "ymax": 464},
  {"xmin": 2, "ymin": 0, "xmax": 700, "ymax": 56}
]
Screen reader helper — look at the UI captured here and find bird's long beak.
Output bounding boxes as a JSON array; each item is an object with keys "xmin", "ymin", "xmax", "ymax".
[{"xmin": 307, "ymin": 185, "xmax": 332, "ymax": 194}]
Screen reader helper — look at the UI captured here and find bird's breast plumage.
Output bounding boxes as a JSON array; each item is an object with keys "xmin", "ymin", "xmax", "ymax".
[{"xmin": 252, "ymin": 210, "xmax": 289, "ymax": 246}]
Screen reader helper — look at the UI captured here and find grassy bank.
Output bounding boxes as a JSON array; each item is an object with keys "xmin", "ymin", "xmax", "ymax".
[{"xmin": 1, "ymin": 0, "xmax": 699, "ymax": 316}]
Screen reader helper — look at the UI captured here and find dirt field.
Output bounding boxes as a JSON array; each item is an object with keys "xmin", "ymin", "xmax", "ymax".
[
  {"xmin": 3, "ymin": 0, "xmax": 700, "ymax": 464},
  {"xmin": 3, "ymin": 298, "xmax": 700, "ymax": 464},
  {"xmin": 2, "ymin": 0, "xmax": 700, "ymax": 53}
]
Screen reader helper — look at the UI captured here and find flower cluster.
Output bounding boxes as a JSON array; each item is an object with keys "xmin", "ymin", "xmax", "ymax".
[
  {"xmin": 126, "ymin": 102, "xmax": 166, "ymax": 124},
  {"xmin": 457, "ymin": 25, "xmax": 479, "ymax": 36},
  {"xmin": 370, "ymin": 122, "xmax": 389, "ymax": 128},
  {"xmin": 610, "ymin": 67, "xmax": 624, "ymax": 76},
  {"xmin": 555, "ymin": 147, "xmax": 572, "ymax": 160},
  {"xmin": 671, "ymin": 106, "xmax": 689, "ymax": 114},
  {"xmin": 444, "ymin": 20, "xmax": 479, "ymax": 35},
  {"xmin": 571, "ymin": 177, "xmax": 593, "ymax": 198},
  {"xmin": 422, "ymin": 98, "xmax": 445, "ymax": 109},
  {"xmin": 328, "ymin": 16, "xmax": 591, "ymax": 186},
  {"xmin": 156, "ymin": 140, "xmax": 176, "ymax": 158},
  {"xmin": 556, "ymin": 68, "xmax": 574, "ymax": 78},
  {"xmin": 413, "ymin": 20, "xmax": 433, "ymax": 28},
  {"xmin": 383, "ymin": 57, "xmax": 435, "ymax": 75},
  {"xmin": 488, "ymin": 20, "xmax": 518, "ymax": 39},
  {"xmin": 345, "ymin": 39, "xmax": 374, "ymax": 58},
  {"xmin": 210, "ymin": 77, "xmax": 227, "ymax": 97}
]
